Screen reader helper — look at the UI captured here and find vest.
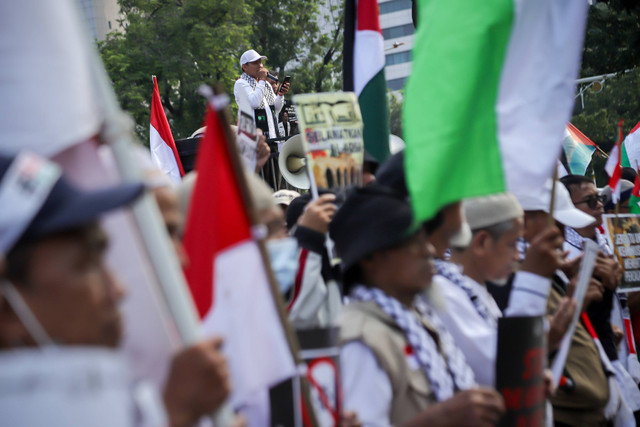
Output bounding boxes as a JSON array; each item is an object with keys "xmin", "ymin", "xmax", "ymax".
[
  {"xmin": 339, "ymin": 300, "xmax": 440, "ymax": 425},
  {"xmin": 548, "ymin": 285, "xmax": 609, "ymax": 426}
]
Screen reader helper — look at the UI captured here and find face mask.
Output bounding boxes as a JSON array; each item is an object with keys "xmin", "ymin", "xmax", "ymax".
[{"xmin": 266, "ymin": 237, "xmax": 299, "ymax": 294}]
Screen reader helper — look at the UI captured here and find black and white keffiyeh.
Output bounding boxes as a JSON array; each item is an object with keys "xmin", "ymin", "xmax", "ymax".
[
  {"xmin": 240, "ymin": 72, "xmax": 275, "ymax": 109},
  {"xmin": 350, "ymin": 285, "xmax": 476, "ymax": 402},
  {"xmin": 434, "ymin": 259, "xmax": 497, "ymax": 328},
  {"xmin": 565, "ymin": 226, "xmax": 613, "ymax": 256}
]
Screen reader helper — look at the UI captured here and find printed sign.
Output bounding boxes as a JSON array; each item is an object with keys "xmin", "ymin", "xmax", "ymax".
[
  {"xmin": 601, "ymin": 214, "xmax": 640, "ymax": 293},
  {"xmin": 235, "ymin": 86, "xmax": 259, "ymax": 172},
  {"xmin": 293, "ymin": 92, "xmax": 364, "ymax": 190},
  {"xmin": 495, "ymin": 316, "xmax": 546, "ymax": 427},
  {"xmin": 269, "ymin": 327, "xmax": 341, "ymax": 427}
]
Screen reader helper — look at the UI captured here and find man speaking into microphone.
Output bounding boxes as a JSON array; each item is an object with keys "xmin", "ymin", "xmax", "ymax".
[{"xmin": 234, "ymin": 49, "xmax": 290, "ymax": 139}]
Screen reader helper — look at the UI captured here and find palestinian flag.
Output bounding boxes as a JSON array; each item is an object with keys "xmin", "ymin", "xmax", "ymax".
[
  {"xmin": 403, "ymin": 0, "xmax": 588, "ymax": 222},
  {"xmin": 564, "ymin": 123, "xmax": 597, "ymax": 175},
  {"xmin": 631, "ymin": 172, "xmax": 640, "ymax": 215},
  {"xmin": 343, "ymin": 0, "xmax": 390, "ymax": 163},
  {"xmin": 622, "ymin": 121, "xmax": 640, "ymax": 169}
]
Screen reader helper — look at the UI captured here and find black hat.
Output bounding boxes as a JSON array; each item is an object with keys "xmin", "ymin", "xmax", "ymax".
[
  {"xmin": 375, "ymin": 151, "xmax": 407, "ymax": 197},
  {"xmin": 329, "ymin": 184, "xmax": 417, "ymax": 274},
  {"xmin": 0, "ymin": 153, "xmax": 144, "ymax": 252}
]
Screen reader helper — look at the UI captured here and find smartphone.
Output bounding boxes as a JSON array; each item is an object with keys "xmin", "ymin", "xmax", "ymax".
[{"xmin": 277, "ymin": 76, "xmax": 291, "ymax": 95}]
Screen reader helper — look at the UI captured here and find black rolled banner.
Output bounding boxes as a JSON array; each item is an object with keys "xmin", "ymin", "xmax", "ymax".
[{"xmin": 495, "ymin": 316, "xmax": 546, "ymax": 427}]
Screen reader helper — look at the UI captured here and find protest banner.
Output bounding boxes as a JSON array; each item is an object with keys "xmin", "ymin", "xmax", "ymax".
[
  {"xmin": 292, "ymin": 92, "xmax": 364, "ymax": 191},
  {"xmin": 550, "ymin": 240, "xmax": 599, "ymax": 385},
  {"xmin": 601, "ymin": 214, "xmax": 640, "ymax": 293},
  {"xmin": 495, "ymin": 316, "xmax": 545, "ymax": 427},
  {"xmin": 235, "ymin": 87, "xmax": 260, "ymax": 172}
]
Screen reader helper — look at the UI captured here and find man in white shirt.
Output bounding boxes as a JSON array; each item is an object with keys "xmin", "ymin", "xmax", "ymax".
[
  {"xmin": 436, "ymin": 192, "xmax": 566, "ymax": 386},
  {"xmin": 234, "ymin": 49, "xmax": 289, "ymax": 139}
]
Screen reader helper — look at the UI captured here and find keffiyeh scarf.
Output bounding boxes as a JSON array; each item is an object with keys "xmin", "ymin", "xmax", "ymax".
[
  {"xmin": 240, "ymin": 72, "xmax": 275, "ymax": 109},
  {"xmin": 350, "ymin": 285, "xmax": 476, "ymax": 401},
  {"xmin": 434, "ymin": 259, "xmax": 497, "ymax": 328}
]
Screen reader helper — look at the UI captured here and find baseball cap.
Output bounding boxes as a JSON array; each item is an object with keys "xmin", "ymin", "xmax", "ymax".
[
  {"xmin": 0, "ymin": 152, "xmax": 144, "ymax": 252},
  {"xmin": 514, "ymin": 180, "xmax": 595, "ymax": 229},
  {"xmin": 240, "ymin": 49, "xmax": 267, "ymax": 67},
  {"xmin": 273, "ymin": 190, "xmax": 300, "ymax": 207},
  {"xmin": 463, "ymin": 193, "xmax": 523, "ymax": 231}
]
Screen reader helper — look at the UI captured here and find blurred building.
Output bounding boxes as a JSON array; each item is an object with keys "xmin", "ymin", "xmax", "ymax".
[
  {"xmin": 78, "ymin": 0, "xmax": 123, "ymax": 41},
  {"xmin": 379, "ymin": 0, "xmax": 414, "ymax": 91}
]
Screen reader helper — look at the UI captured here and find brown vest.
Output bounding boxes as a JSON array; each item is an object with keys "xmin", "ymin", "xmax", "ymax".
[
  {"xmin": 548, "ymin": 286, "xmax": 609, "ymax": 426},
  {"xmin": 339, "ymin": 300, "xmax": 446, "ymax": 425}
]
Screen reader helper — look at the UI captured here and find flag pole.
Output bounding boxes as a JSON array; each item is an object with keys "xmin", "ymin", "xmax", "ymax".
[
  {"xmin": 548, "ymin": 168, "xmax": 559, "ymax": 226},
  {"xmin": 78, "ymin": 15, "xmax": 241, "ymax": 427},
  {"xmin": 206, "ymin": 83, "xmax": 319, "ymax": 427}
]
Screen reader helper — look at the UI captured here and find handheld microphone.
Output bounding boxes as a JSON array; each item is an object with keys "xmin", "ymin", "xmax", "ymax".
[{"xmin": 266, "ymin": 72, "xmax": 279, "ymax": 82}]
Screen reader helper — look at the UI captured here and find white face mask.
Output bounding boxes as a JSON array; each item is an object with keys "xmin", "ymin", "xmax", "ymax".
[{"xmin": 265, "ymin": 237, "xmax": 299, "ymax": 294}]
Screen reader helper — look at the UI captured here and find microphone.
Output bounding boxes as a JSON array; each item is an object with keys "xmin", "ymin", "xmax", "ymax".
[{"xmin": 266, "ymin": 72, "xmax": 279, "ymax": 82}]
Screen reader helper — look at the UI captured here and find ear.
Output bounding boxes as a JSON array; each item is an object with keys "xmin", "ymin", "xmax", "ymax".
[{"xmin": 470, "ymin": 230, "xmax": 491, "ymax": 256}]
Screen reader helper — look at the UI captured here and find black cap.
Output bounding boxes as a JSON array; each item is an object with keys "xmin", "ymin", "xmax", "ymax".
[
  {"xmin": 0, "ymin": 153, "xmax": 144, "ymax": 252},
  {"xmin": 329, "ymin": 184, "xmax": 417, "ymax": 273}
]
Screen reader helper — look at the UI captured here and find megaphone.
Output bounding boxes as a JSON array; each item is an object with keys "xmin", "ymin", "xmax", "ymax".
[{"xmin": 279, "ymin": 134, "xmax": 310, "ymax": 190}]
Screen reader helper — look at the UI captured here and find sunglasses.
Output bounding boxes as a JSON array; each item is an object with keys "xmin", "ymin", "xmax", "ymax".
[{"xmin": 574, "ymin": 194, "xmax": 605, "ymax": 209}]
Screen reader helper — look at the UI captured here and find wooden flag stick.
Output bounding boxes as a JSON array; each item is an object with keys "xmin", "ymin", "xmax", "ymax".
[
  {"xmin": 548, "ymin": 167, "xmax": 559, "ymax": 226},
  {"xmin": 208, "ymin": 83, "xmax": 319, "ymax": 427}
]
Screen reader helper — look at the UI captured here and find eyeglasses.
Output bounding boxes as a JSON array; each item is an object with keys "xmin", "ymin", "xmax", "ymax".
[{"xmin": 574, "ymin": 194, "xmax": 606, "ymax": 209}]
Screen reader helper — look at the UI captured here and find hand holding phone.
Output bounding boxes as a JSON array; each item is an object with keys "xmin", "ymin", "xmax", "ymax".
[{"xmin": 277, "ymin": 76, "xmax": 291, "ymax": 95}]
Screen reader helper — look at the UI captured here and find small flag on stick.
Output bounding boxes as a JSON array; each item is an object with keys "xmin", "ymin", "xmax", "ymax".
[{"xmin": 150, "ymin": 76, "xmax": 185, "ymax": 183}]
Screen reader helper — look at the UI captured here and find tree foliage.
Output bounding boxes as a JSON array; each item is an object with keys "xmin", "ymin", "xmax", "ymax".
[
  {"xmin": 100, "ymin": 0, "xmax": 343, "ymax": 142},
  {"xmin": 100, "ymin": 0, "xmax": 253, "ymax": 141},
  {"xmin": 570, "ymin": 0, "xmax": 640, "ymax": 183},
  {"xmin": 389, "ymin": 90, "xmax": 403, "ymax": 139}
]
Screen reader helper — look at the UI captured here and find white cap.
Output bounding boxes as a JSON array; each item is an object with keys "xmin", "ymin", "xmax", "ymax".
[
  {"xmin": 273, "ymin": 189, "xmax": 300, "ymax": 206},
  {"xmin": 514, "ymin": 180, "xmax": 595, "ymax": 229},
  {"xmin": 240, "ymin": 49, "xmax": 267, "ymax": 67},
  {"xmin": 463, "ymin": 192, "xmax": 523, "ymax": 231}
]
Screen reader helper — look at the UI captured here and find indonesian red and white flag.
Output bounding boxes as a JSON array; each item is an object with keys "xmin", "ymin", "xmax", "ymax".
[
  {"xmin": 150, "ymin": 76, "xmax": 185, "ymax": 183},
  {"xmin": 182, "ymin": 100, "xmax": 296, "ymax": 420},
  {"xmin": 605, "ymin": 121, "xmax": 624, "ymax": 203}
]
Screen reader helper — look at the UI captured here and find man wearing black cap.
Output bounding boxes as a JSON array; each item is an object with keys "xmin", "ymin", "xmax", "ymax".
[
  {"xmin": 331, "ymin": 185, "xmax": 504, "ymax": 426},
  {"xmin": 0, "ymin": 153, "xmax": 231, "ymax": 427}
]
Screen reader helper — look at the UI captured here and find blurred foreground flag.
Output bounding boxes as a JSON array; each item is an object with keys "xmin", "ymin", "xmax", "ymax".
[
  {"xmin": 403, "ymin": 0, "xmax": 588, "ymax": 222},
  {"xmin": 150, "ymin": 76, "xmax": 185, "ymax": 183},
  {"xmin": 0, "ymin": 0, "xmax": 102, "ymax": 156},
  {"xmin": 182, "ymin": 99, "xmax": 296, "ymax": 416},
  {"xmin": 563, "ymin": 123, "xmax": 597, "ymax": 175},
  {"xmin": 343, "ymin": 0, "xmax": 390, "ymax": 163}
]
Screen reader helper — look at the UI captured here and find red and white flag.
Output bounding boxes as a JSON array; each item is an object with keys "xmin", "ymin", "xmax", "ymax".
[
  {"xmin": 605, "ymin": 121, "xmax": 624, "ymax": 203},
  {"xmin": 150, "ymin": 76, "xmax": 185, "ymax": 183},
  {"xmin": 182, "ymin": 100, "xmax": 296, "ymax": 420}
]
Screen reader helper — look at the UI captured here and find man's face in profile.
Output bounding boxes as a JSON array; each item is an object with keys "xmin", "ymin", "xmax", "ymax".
[{"xmin": 7, "ymin": 225, "xmax": 125, "ymax": 348}]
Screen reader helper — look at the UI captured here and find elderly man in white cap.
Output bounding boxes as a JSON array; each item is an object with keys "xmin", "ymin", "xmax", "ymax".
[
  {"xmin": 234, "ymin": 49, "xmax": 290, "ymax": 139},
  {"xmin": 435, "ymin": 192, "xmax": 567, "ymax": 387}
]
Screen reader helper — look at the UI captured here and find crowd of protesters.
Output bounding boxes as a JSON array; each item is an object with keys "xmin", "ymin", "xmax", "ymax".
[{"xmin": 2, "ymin": 0, "xmax": 640, "ymax": 423}]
